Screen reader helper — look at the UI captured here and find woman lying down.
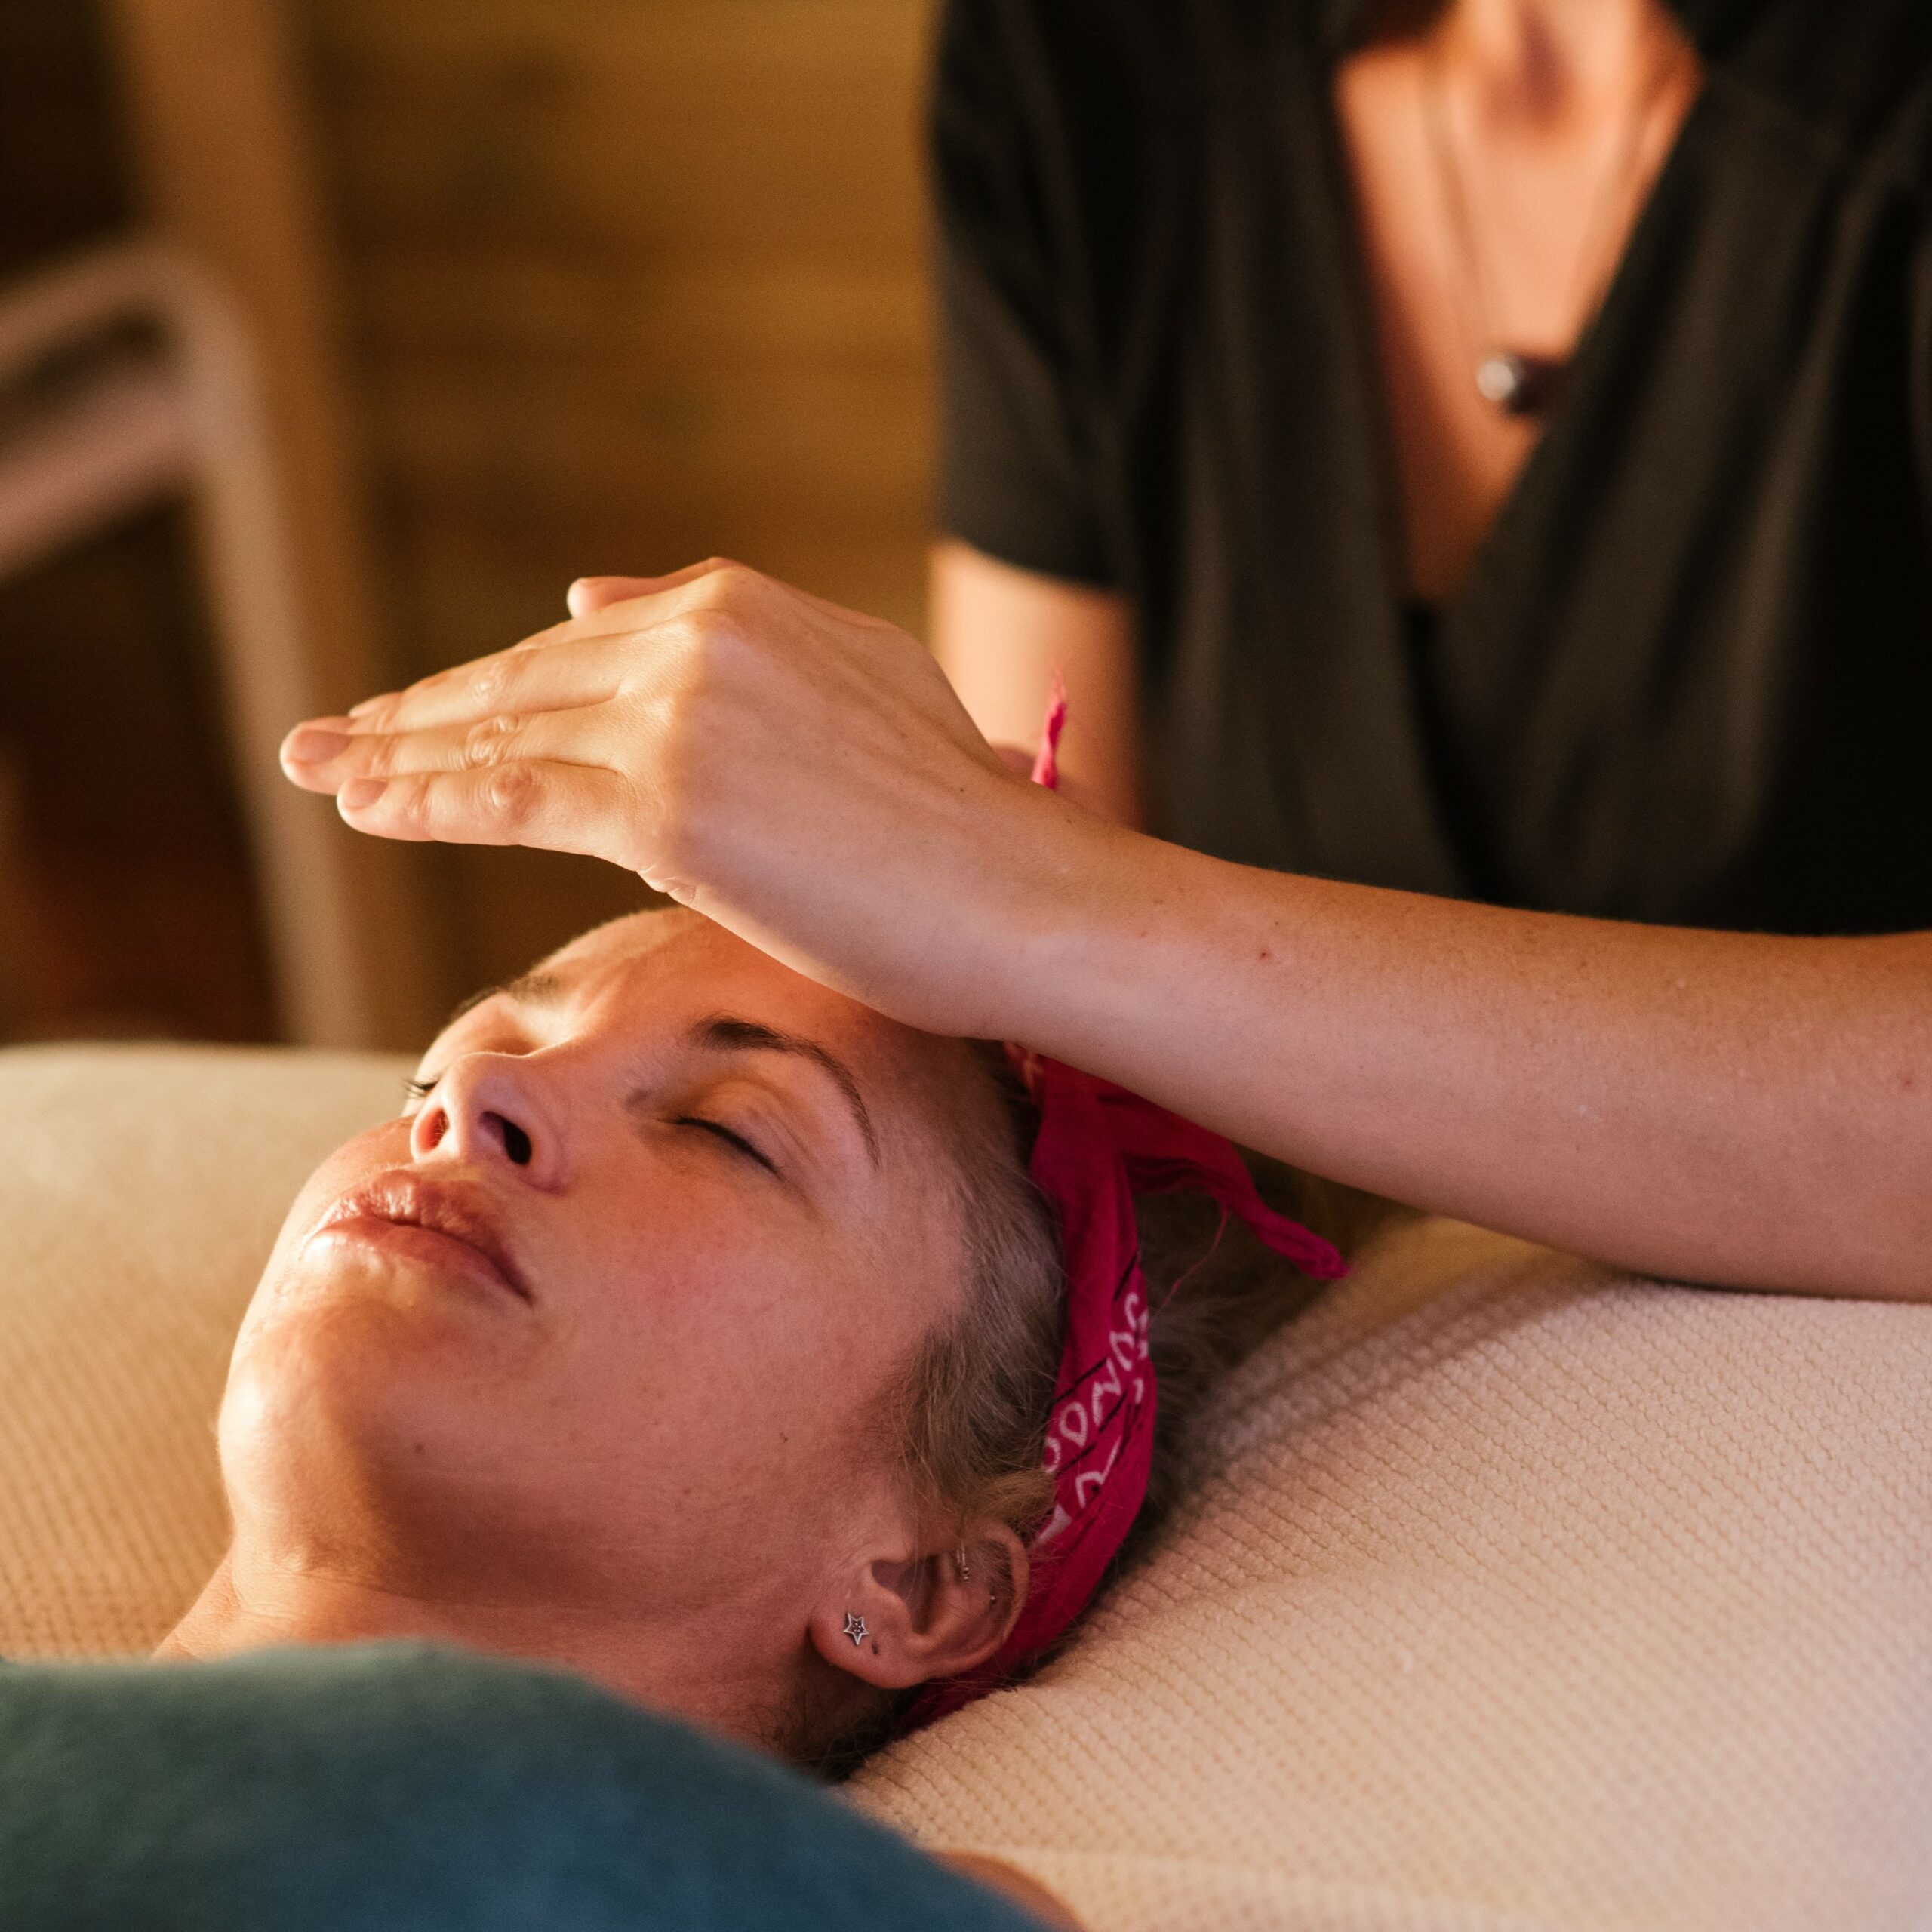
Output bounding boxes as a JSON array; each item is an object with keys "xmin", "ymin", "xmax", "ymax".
[
  {"xmin": 17, "ymin": 556, "xmax": 1927, "ymax": 1925},
  {"xmin": 174, "ymin": 903, "xmax": 1340, "ymax": 1761},
  {"xmin": 4, "ymin": 904, "xmax": 1346, "ymax": 1930}
]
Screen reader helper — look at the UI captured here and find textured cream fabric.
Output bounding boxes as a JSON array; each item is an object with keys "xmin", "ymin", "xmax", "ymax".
[
  {"xmin": 0, "ymin": 1044, "xmax": 405, "ymax": 1656},
  {"xmin": 1, "ymin": 1047, "xmax": 1925, "ymax": 1927},
  {"xmin": 851, "ymin": 1217, "xmax": 1932, "ymax": 1932}
]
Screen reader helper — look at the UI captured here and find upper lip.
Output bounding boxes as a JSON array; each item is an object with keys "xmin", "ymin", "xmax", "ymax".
[{"xmin": 317, "ymin": 1171, "xmax": 534, "ymax": 1303}]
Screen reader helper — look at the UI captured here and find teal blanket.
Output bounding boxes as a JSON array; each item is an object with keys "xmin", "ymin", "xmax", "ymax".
[{"xmin": 0, "ymin": 1643, "xmax": 1039, "ymax": 1930}]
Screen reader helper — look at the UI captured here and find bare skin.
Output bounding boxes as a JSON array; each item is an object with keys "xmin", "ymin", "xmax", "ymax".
[
  {"xmin": 931, "ymin": 540, "xmax": 1145, "ymax": 828},
  {"xmin": 1337, "ymin": 0, "xmax": 1700, "ymax": 598},
  {"xmin": 282, "ymin": 560, "xmax": 1932, "ymax": 1301},
  {"xmin": 155, "ymin": 907, "xmax": 1076, "ymax": 1924},
  {"xmin": 932, "ymin": 0, "xmax": 1702, "ymax": 814},
  {"xmin": 160, "ymin": 911, "xmax": 1026, "ymax": 1740}
]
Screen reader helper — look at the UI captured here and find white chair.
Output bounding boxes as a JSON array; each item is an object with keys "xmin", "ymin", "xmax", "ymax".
[
  {"xmin": 0, "ymin": 240, "xmax": 371, "ymax": 1045},
  {"xmin": 0, "ymin": 0, "xmax": 444, "ymax": 1051}
]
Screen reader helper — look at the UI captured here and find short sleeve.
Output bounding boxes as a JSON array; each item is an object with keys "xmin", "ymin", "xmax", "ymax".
[
  {"xmin": 1911, "ymin": 220, "xmax": 1932, "ymax": 550},
  {"xmin": 929, "ymin": 0, "xmax": 1119, "ymax": 587}
]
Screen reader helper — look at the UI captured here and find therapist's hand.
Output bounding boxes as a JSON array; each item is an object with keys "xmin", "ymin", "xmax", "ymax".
[{"xmin": 279, "ymin": 560, "xmax": 1075, "ymax": 1035}]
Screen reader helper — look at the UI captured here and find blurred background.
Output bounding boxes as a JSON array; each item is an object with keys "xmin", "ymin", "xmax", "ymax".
[{"xmin": 0, "ymin": 0, "xmax": 934, "ymax": 1050}]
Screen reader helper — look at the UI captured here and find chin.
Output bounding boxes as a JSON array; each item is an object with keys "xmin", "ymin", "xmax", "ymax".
[{"xmin": 217, "ymin": 1254, "xmax": 534, "ymax": 1579}]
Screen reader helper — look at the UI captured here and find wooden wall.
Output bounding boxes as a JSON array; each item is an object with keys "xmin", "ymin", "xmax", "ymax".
[{"xmin": 300, "ymin": 0, "xmax": 940, "ymax": 995}]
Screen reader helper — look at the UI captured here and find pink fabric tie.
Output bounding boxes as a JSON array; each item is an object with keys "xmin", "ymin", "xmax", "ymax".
[{"xmin": 918, "ymin": 680, "xmax": 1346, "ymax": 1721}]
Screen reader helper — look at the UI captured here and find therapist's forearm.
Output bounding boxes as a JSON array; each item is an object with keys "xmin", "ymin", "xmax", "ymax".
[{"xmin": 1004, "ymin": 813, "xmax": 1932, "ymax": 1297}]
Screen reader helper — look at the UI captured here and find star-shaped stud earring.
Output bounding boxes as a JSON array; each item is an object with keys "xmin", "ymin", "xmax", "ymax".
[{"xmin": 843, "ymin": 1611, "xmax": 868, "ymax": 1647}]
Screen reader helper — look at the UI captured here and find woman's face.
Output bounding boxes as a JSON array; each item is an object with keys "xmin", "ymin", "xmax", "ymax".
[{"xmin": 222, "ymin": 909, "xmax": 992, "ymax": 1636}]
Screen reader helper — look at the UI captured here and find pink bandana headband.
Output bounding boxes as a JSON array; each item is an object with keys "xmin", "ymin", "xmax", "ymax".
[{"xmin": 918, "ymin": 683, "xmax": 1346, "ymax": 1721}]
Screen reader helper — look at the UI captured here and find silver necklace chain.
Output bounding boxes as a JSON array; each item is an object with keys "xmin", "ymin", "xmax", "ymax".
[{"xmin": 1420, "ymin": 26, "xmax": 1677, "ymax": 416}]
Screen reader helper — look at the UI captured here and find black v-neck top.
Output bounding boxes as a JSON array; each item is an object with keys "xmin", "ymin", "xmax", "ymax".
[{"xmin": 931, "ymin": 0, "xmax": 1932, "ymax": 932}]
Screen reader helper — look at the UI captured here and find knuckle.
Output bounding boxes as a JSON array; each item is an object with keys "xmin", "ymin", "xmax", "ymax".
[
  {"xmin": 390, "ymin": 775, "xmax": 434, "ymax": 835},
  {"xmin": 481, "ymin": 762, "xmax": 541, "ymax": 831},
  {"xmin": 463, "ymin": 713, "xmax": 518, "ymax": 768},
  {"xmin": 360, "ymin": 734, "xmax": 401, "ymax": 779},
  {"xmin": 689, "ymin": 558, "xmax": 755, "ymax": 608},
  {"xmin": 680, "ymin": 603, "xmax": 744, "ymax": 669},
  {"xmin": 469, "ymin": 658, "xmax": 512, "ymax": 709},
  {"xmin": 660, "ymin": 664, "xmax": 718, "ymax": 752}
]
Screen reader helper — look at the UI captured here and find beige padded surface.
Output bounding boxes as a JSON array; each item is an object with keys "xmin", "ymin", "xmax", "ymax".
[
  {"xmin": 0, "ymin": 1044, "xmax": 406, "ymax": 1656},
  {"xmin": 851, "ymin": 1219, "xmax": 1932, "ymax": 1932},
  {"xmin": 1, "ymin": 1047, "xmax": 1925, "ymax": 1927}
]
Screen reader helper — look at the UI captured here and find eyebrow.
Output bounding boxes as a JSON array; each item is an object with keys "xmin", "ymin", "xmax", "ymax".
[
  {"xmin": 441, "ymin": 969, "xmax": 567, "ymax": 1030},
  {"xmin": 438, "ymin": 979, "xmax": 881, "ymax": 1171},
  {"xmin": 693, "ymin": 1015, "xmax": 881, "ymax": 1170}
]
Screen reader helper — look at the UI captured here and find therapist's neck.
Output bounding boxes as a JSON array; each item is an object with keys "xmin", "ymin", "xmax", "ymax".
[{"xmin": 1438, "ymin": 0, "xmax": 1678, "ymax": 122}]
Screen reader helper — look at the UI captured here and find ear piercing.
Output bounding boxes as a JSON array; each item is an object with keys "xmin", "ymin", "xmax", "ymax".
[{"xmin": 840, "ymin": 1558, "xmax": 973, "ymax": 1654}]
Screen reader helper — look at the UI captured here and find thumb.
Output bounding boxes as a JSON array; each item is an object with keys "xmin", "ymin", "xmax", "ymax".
[
  {"xmin": 567, "ymin": 575, "xmax": 665, "ymax": 619},
  {"xmin": 567, "ymin": 558, "xmax": 737, "ymax": 620}
]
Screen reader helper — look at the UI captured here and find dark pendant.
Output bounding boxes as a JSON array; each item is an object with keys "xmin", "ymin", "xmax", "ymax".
[{"xmin": 1475, "ymin": 350, "xmax": 1565, "ymax": 418}]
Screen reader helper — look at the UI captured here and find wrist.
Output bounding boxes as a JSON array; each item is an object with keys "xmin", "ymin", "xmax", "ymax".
[{"xmin": 969, "ymin": 782, "xmax": 1144, "ymax": 1049}]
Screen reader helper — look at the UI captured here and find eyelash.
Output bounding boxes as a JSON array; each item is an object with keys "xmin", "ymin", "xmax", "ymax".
[
  {"xmin": 409, "ymin": 1077, "xmax": 773, "ymax": 1176},
  {"xmin": 678, "ymin": 1115, "xmax": 780, "ymax": 1176}
]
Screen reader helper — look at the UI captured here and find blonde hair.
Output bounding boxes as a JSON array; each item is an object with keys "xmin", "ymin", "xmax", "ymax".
[{"xmin": 798, "ymin": 1044, "xmax": 1374, "ymax": 1774}]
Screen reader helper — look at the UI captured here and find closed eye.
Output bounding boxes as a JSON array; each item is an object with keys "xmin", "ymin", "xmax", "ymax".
[
  {"xmin": 679, "ymin": 1115, "xmax": 780, "ymax": 1176},
  {"xmin": 403, "ymin": 1075, "xmax": 438, "ymax": 1106}
]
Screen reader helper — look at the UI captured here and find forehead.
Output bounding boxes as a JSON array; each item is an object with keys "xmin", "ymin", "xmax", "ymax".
[
  {"xmin": 442, "ymin": 909, "xmax": 993, "ymax": 1146},
  {"xmin": 502, "ymin": 909, "xmax": 882, "ymax": 1048}
]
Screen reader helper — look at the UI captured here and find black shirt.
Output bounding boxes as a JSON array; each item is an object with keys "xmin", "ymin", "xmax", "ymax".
[{"xmin": 932, "ymin": 0, "xmax": 1932, "ymax": 933}]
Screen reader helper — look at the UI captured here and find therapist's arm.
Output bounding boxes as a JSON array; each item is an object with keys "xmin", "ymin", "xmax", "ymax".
[
  {"xmin": 930, "ymin": 541, "xmax": 1143, "ymax": 827},
  {"xmin": 281, "ymin": 561, "xmax": 1932, "ymax": 1303},
  {"xmin": 1021, "ymin": 818, "xmax": 1932, "ymax": 1301}
]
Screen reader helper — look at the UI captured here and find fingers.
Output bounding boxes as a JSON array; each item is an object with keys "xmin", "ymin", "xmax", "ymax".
[
  {"xmin": 281, "ymin": 702, "xmax": 625, "ymax": 795},
  {"xmin": 331, "ymin": 758, "xmax": 645, "ymax": 866},
  {"xmin": 320, "ymin": 630, "xmax": 645, "ymax": 744},
  {"xmin": 327, "ymin": 558, "xmax": 881, "ymax": 750},
  {"xmin": 333, "ymin": 567, "xmax": 739, "ymax": 737}
]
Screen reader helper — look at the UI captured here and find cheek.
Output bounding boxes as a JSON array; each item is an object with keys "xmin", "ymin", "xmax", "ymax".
[{"xmin": 545, "ymin": 1192, "xmax": 916, "ymax": 1517}]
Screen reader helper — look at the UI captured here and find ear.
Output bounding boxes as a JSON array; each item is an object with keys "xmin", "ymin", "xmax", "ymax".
[{"xmin": 808, "ymin": 1522, "xmax": 1030, "ymax": 1694}]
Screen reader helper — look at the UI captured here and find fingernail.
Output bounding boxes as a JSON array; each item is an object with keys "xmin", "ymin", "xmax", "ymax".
[
  {"xmin": 285, "ymin": 726, "xmax": 350, "ymax": 764},
  {"xmin": 340, "ymin": 778, "xmax": 387, "ymax": 810}
]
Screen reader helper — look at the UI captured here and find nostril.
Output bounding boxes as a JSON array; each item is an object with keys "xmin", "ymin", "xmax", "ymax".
[{"xmin": 495, "ymin": 1116, "xmax": 533, "ymax": 1167}]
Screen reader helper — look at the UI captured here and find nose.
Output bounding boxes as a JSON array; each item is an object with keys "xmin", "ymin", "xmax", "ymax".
[{"xmin": 410, "ymin": 1054, "xmax": 562, "ymax": 1186}]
